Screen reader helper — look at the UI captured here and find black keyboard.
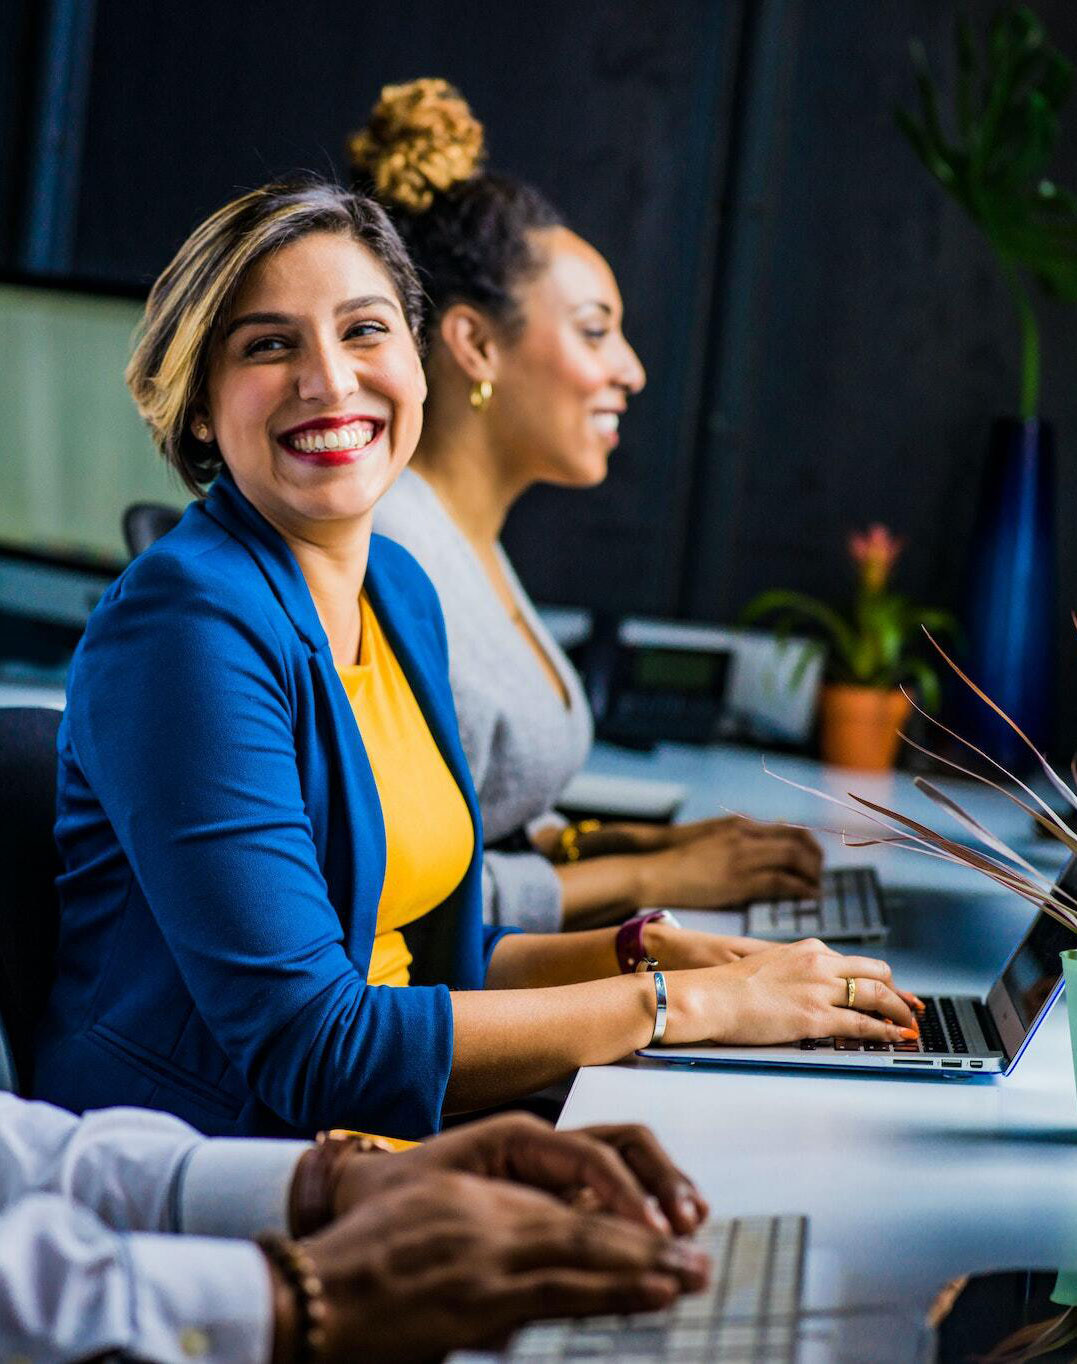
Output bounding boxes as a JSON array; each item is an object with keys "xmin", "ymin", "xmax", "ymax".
[{"xmin": 798, "ymin": 996, "xmax": 969, "ymax": 1056}]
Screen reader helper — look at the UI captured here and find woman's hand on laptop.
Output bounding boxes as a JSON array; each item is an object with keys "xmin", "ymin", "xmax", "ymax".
[
  {"xmin": 634, "ymin": 817, "xmax": 822, "ymax": 910},
  {"xmin": 661, "ymin": 938, "xmax": 921, "ymax": 1047}
]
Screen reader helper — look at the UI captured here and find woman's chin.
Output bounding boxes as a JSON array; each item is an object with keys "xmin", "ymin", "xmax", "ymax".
[{"xmin": 546, "ymin": 450, "xmax": 610, "ymax": 490}]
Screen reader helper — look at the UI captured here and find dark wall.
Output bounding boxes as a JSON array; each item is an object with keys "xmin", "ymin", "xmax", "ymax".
[
  {"xmin": 682, "ymin": 0, "xmax": 1077, "ymax": 751},
  {"xmin": 5, "ymin": 0, "xmax": 1077, "ymax": 746},
  {"xmin": 65, "ymin": 0, "xmax": 744, "ymax": 616}
]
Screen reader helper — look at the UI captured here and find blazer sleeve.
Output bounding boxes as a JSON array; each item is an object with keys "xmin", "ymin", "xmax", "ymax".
[{"xmin": 68, "ymin": 553, "xmax": 454, "ymax": 1138}]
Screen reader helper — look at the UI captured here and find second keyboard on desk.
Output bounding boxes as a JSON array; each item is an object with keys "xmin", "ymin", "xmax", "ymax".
[{"xmin": 745, "ymin": 867, "xmax": 888, "ymax": 944}]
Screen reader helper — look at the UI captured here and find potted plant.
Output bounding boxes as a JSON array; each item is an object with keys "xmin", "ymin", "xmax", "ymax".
[
  {"xmin": 896, "ymin": 5, "xmax": 1076, "ymax": 769},
  {"xmin": 742, "ymin": 525, "xmax": 954, "ymax": 770}
]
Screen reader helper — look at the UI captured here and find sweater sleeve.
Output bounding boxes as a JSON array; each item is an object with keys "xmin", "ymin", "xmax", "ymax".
[
  {"xmin": 68, "ymin": 553, "xmax": 454, "ymax": 1138},
  {"xmin": 481, "ymin": 851, "xmax": 564, "ymax": 932}
]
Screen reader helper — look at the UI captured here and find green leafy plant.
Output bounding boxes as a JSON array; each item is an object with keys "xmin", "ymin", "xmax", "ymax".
[
  {"xmin": 896, "ymin": 4, "xmax": 1077, "ymax": 420},
  {"xmin": 741, "ymin": 525, "xmax": 955, "ymax": 710}
]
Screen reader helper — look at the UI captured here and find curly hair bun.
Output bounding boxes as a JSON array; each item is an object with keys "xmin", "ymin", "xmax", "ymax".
[{"xmin": 349, "ymin": 78, "xmax": 486, "ymax": 214}]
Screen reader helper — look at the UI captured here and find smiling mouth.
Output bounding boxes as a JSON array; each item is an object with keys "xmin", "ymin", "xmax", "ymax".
[
  {"xmin": 590, "ymin": 411, "xmax": 621, "ymax": 438},
  {"xmin": 278, "ymin": 417, "xmax": 385, "ymax": 464}
]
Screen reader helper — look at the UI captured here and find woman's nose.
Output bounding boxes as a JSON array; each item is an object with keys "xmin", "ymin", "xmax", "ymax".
[
  {"xmin": 297, "ymin": 339, "xmax": 359, "ymax": 404},
  {"xmin": 615, "ymin": 337, "xmax": 646, "ymax": 394}
]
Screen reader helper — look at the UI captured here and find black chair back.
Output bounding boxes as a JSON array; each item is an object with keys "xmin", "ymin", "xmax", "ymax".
[
  {"xmin": 122, "ymin": 502, "xmax": 183, "ymax": 558},
  {"xmin": 0, "ymin": 707, "xmax": 62, "ymax": 1091}
]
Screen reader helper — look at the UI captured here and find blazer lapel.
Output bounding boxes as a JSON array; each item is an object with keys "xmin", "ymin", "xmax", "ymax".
[{"xmin": 199, "ymin": 474, "xmax": 387, "ymax": 966}]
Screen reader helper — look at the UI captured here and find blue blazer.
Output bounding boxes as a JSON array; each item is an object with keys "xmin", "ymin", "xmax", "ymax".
[{"xmin": 34, "ymin": 473, "xmax": 514, "ymax": 1138}]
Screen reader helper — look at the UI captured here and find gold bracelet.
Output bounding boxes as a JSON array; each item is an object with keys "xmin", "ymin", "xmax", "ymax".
[
  {"xmin": 290, "ymin": 1131, "xmax": 396, "ymax": 1237},
  {"xmin": 555, "ymin": 819, "xmax": 603, "ymax": 864}
]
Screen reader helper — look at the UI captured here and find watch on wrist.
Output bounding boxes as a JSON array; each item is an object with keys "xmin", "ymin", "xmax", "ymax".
[{"xmin": 615, "ymin": 909, "xmax": 682, "ymax": 974}]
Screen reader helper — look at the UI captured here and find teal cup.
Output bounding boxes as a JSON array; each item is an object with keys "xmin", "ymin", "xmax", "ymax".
[{"xmin": 1061, "ymin": 950, "xmax": 1077, "ymax": 1100}]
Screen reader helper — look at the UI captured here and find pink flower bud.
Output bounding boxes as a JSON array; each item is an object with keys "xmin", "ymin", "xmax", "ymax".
[{"xmin": 848, "ymin": 524, "xmax": 904, "ymax": 592}]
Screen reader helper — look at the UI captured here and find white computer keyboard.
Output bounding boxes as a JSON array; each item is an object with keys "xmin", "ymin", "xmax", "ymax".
[
  {"xmin": 746, "ymin": 867, "xmax": 887, "ymax": 943},
  {"xmin": 503, "ymin": 1215, "xmax": 806, "ymax": 1362}
]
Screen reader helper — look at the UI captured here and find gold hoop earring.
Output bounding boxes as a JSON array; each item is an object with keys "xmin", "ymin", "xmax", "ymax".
[{"xmin": 469, "ymin": 380, "xmax": 493, "ymax": 411}]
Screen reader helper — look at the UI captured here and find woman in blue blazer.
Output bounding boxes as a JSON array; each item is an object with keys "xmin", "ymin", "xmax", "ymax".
[{"xmin": 35, "ymin": 180, "xmax": 918, "ymax": 1140}]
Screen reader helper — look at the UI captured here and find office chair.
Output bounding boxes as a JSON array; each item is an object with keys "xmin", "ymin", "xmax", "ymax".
[
  {"xmin": 0, "ymin": 706, "xmax": 63, "ymax": 1093},
  {"xmin": 122, "ymin": 502, "xmax": 182, "ymax": 558}
]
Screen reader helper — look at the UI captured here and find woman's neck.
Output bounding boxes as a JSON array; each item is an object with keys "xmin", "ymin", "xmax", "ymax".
[
  {"xmin": 411, "ymin": 409, "xmax": 530, "ymax": 550},
  {"xmin": 258, "ymin": 498, "xmax": 372, "ymax": 666}
]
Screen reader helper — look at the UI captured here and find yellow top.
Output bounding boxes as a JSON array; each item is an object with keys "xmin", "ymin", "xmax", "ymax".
[{"xmin": 336, "ymin": 592, "xmax": 474, "ymax": 987}]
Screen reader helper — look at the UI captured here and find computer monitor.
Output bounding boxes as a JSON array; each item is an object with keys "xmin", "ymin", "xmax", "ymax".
[
  {"xmin": 0, "ymin": 276, "xmax": 189, "ymax": 645},
  {"xmin": 0, "ymin": 276, "xmax": 189, "ymax": 565}
]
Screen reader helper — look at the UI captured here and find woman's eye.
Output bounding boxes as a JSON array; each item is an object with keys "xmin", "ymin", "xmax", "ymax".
[
  {"xmin": 345, "ymin": 320, "xmax": 389, "ymax": 340},
  {"xmin": 244, "ymin": 335, "xmax": 290, "ymax": 357},
  {"xmin": 581, "ymin": 326, "xmax": 610, "ymax": 343}
]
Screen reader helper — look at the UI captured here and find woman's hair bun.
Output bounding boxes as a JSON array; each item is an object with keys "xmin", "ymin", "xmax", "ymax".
[{"xmin": 349, "ymin": 78, "xmax": 486, "ymax": 214}]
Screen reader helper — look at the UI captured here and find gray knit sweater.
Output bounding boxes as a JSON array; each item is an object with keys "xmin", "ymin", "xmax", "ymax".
[{"xmin": 374, "ymin": 468, "xmax": 593, "ymax": 930}]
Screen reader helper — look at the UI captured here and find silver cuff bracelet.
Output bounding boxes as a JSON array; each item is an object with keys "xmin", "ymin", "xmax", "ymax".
[{"xmin": 650, "ymin": 970, "xmax": 668, "ymax": 1045}]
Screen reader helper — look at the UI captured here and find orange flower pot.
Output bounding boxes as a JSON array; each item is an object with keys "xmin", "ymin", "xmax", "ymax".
[{"xmin": 819, "ymin": 685, "xmax": 913, "ymax": 771}]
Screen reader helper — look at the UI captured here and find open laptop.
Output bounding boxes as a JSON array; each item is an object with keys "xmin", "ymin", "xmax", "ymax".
[{"xmin": 642, "ymin": 856, "xmax": 1077, "ymax": 1076}]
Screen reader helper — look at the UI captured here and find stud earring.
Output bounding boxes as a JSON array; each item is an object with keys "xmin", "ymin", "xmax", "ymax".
[
  {"xmin": 195, "ymin": 423, "xmax": 210, "ymax": 441},
  {"xmin": 469, "ymin": 380, "xmax": 493, "ymax": 411}
]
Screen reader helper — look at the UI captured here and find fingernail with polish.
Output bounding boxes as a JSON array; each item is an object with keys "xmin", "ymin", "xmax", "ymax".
[{"xmin": 899, "ymin": 1026, "xmax": 919, "ymax": 1040}]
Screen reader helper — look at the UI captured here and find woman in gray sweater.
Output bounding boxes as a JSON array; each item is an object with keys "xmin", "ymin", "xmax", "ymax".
[{"xmin": 359, "ymin": 81, "xmax": 822, "ymax": 933}]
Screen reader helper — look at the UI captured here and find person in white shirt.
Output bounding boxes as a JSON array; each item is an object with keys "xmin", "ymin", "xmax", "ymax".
[{"xmin": 0, "ymin": 1093, "xmax": 709, "ymax": 1362}]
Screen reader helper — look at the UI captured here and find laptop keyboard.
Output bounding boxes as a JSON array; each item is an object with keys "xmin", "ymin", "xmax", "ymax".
[
  {"xmin": 798, "ymin": 996, "xmax": 968, "ymax": 1056},
  {"xmin": 746, "ymin": 866, "xmax": 885, "ymax": 941},
  {"xmin": 504, "ymin": 1215, "xmax": 806, "ymax": 1362}
]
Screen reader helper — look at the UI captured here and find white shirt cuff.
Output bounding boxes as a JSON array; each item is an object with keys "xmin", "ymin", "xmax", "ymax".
[
  {"xmin": 126, "ymin": 1233, "xmax": 273, "ymax": 1364},
  {"xmin": 180, "ymin": 1139, "xmax": 310, "ymax": 1238}
]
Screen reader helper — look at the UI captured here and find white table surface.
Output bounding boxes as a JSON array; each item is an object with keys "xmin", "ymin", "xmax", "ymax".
[{"xmin": 562, "ymin": 741, "xmax": 1077, "ymax": 1330}]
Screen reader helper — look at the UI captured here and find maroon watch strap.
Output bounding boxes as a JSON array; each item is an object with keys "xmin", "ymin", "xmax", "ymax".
[{"xmin": 616, "ymin": 911, "xmax": 668, "ymax": 974}]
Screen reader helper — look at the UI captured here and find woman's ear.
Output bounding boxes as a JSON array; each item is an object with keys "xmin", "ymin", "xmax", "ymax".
[
  {"xmin": 438, "ymin": 304, "xmax": 501, "ymax": 384},
  {"xmin": 189, "ymin": 405, "xmax": 214, "ymax": 443}
]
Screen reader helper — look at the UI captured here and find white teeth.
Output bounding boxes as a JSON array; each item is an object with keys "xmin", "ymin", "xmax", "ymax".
[
  {"xmin": 591, "ymin": 412, "xmax": 620, "ymax": 435},
  {"xmin": 288, "ymin": 421, "xmax": 377, "ymax": 453}
]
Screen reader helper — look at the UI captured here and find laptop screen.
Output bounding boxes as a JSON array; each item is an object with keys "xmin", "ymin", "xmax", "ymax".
[{"xmin": 990, "ymin": 856, "xmax": 1077, "ymax": 1059}]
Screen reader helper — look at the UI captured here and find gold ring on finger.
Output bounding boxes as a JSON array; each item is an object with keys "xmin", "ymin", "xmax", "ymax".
[{"xmin": 845, "ymin": 977, "xmax": 856, "ymax": 1009}]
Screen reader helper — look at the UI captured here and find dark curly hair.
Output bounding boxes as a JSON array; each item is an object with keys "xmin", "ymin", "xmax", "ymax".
[{"xmin": 349, "ymin": 79, "xmax": 562, "ymax": 341}]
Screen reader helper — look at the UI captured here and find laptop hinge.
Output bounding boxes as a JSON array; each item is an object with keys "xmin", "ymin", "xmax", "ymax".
[{"xmin": 974, "ymin": 997, "xmax": 1006, "ymax": 1058}]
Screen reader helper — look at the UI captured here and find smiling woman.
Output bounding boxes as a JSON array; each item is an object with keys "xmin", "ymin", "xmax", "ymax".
[{"xmin": 33, "ymin": 177, "xmax": 919, "ymax": 1144}]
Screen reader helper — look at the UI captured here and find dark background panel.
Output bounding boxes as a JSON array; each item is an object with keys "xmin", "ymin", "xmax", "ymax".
[
  {"xmin": 68, "ymin": 0, "xmax": 743, "ymax": 614},
  {"xmin": 683, "ymin": 0, "xmax": 1077, "ymax": 747}
]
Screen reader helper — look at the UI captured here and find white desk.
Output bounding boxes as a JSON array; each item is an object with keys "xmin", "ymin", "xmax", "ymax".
[{"xmin": 563, "ymin": 742, "xmax": 1077, "ymax": 1328}]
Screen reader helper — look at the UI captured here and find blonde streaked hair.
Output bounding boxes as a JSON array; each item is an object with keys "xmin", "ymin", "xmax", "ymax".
[{"xmin": 125, "ymin": 178, "xmax": 424, "ymax": 495}]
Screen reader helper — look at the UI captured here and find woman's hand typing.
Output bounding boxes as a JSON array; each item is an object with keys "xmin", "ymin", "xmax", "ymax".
[
  {"xmin": 621, "ymin": 818, "xmax": 822, "ymax": 912},
  {"xmin": 660, "ymin": 938, "xmax": 922, "ymax": 1048}
]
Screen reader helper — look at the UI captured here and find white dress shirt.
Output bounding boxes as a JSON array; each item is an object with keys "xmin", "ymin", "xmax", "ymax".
[{"xmin": 0, "ymin": 1093, "xmax": 309, "ymax": 1363}]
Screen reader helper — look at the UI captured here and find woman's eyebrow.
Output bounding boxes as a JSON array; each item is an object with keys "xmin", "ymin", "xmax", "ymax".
[
  {"xmin": 336, "ymin": 294, "xmax": 399, "ymax": 314},
  {"xmin": 224, "ymin": 295, "xmax": 399, "ymax": 338},
  {"xmin": 571, "ymin": 300, "xmax": 613, "ymax": 316},
  {"xmin": 224, "ymin": 310, "xmax": 292, "ymax": 338}
]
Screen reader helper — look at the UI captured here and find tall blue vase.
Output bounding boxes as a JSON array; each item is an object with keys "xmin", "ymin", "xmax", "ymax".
[{"xmin": 959, "ymin": 417, "xmax": 1056, "ymax": 772}]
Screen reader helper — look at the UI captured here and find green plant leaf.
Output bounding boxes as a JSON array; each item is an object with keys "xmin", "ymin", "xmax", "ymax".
[
  {"xmin": 740, "ymin": 590, "xmax": 859, "ymax": 671},
  {"xmin": 900, "ymin": 657, "xmax": 943, "ymax": 713}
]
